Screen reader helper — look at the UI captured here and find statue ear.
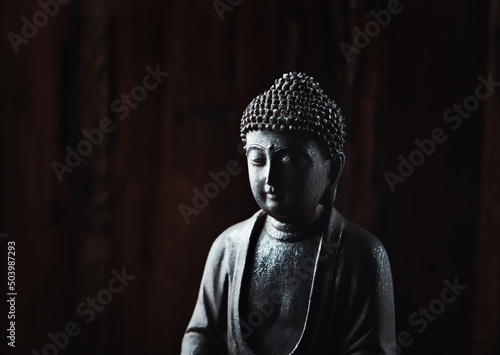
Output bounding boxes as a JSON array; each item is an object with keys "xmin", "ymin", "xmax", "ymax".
[
  {"xmin": 319, "ymin": 153, "xmax": 345, "ymax": 209},
  {"xmin": 328, "ymin": 153, "xmax": 345, "ymax": 187}
]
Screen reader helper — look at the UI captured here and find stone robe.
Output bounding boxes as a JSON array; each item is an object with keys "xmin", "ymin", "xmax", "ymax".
[{"xmin": 181, "ymin": 208, "xmax": 395, "ymax": 354}]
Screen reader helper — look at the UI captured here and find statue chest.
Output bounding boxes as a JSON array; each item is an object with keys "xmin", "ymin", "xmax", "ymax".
[{"xmin": 239, "ymin": 230, "xmax": 320, "ymax": 353}]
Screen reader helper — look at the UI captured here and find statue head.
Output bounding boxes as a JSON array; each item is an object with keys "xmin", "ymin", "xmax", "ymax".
[{"xmin": 240, "ymin": 72, "xmax": 346, "ymax": 224}]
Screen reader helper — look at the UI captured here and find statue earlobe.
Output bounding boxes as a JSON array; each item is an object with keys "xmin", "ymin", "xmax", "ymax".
[
  {"xmin": 320, "ymin": 153, "xmax": 345, "ymax": 209},
  {"xmin": 329, "ymin": 153, "xmax": 345, "ymax": 187}
]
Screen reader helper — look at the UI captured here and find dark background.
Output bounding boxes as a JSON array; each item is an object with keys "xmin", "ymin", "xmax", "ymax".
[{"xmin": 0, "ymin": 0, "xmax": 499, "ymax": 354}]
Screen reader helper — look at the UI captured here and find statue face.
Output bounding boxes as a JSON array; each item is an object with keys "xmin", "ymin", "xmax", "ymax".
[{"xmin": 245, "ymin": 130, "xmax": 332, "ymax": 224}]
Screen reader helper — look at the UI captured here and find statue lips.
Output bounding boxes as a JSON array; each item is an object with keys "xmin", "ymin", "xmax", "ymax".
[
  {"xmin": 266, "ymin": 192, "xmax": 280, "ymax": 201},
  {"xmin": 264, "ymin": 192, "xmax": 286, "ymax": 212},
  {"xmin": 263, "ymin": 185, "xmax": 281, "ymax": 202}
]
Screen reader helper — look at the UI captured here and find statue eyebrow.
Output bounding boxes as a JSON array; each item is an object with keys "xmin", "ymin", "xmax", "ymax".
[
  {"xmin": 244, "ymin": 144, "xmax": 310, "ymax": 158},
  {"xmin": 244, "ymin": 144, "xmax": 263, "ymax": 149},
  {"xmin": 243, "ymin": 145, "xmax": 265, "ymax": 153},
  {"xmin": 273, "ymin": 146, "xmax": 307, "ymax": 155}
]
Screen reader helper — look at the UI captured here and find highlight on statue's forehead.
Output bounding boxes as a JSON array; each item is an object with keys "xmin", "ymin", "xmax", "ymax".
[
  {"xmin": 240, "ymin": 71, "xmax": 346, "ymax": 159},
  {"xmin": 245, "ymin": 130, "xmax": 329, "ymax": 161}
]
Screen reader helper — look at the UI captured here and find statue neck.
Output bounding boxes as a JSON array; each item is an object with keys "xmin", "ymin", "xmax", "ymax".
[{"xmin": 263, "ymin": 205, "xmax": 327, "ymax": 242}]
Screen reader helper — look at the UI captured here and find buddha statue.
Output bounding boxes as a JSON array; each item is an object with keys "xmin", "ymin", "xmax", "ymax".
[{"xmin": 181, "ymin": 72, "xmax": 395, "ymax": 354}]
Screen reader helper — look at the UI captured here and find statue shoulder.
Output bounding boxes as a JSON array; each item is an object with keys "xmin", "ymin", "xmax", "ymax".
[
  {"xmin": 335, "ymin": 219, "xmax": 394, "ymax": 306},
  {"xmin": 340, "ymin": 219, "xmax": 391, "ymax": 269},
  {"xmin": 342, "ymin": 220, "xmax": 386, "ymax": 250}
]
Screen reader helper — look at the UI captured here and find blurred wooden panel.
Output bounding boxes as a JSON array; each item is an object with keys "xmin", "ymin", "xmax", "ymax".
[
  {"xmin": 473, "ymin": 0, "xmax": 500, "ymax": 353},
  {"xmin": 0, "ymin": 0, "xmax": 497, "ymax": 354}
]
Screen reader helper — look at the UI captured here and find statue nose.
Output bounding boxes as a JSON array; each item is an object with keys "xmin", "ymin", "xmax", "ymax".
[
  {"xmin": 264, "ymin": 160, "xmax": 279, "ymax": 188},
  {"xmin": 264, "ymin": 184, "xmax": 275, "ymax": 194}
]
